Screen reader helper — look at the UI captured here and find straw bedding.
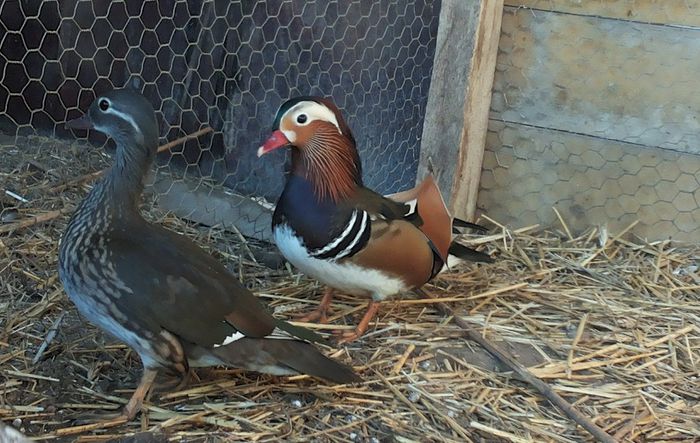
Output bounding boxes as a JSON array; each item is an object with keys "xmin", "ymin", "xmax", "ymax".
[{"xmin": 0, "ymin": 135, "xmax": 698, "ymax": 442}]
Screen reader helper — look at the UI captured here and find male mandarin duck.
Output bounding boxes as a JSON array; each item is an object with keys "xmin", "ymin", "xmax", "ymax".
[
  {"xmin": 258, "ymin": 97, "xmax": 492, "ymax": 342},
  {"xmin": 59, "ymin": 90, "xmax": 359, "ymax": 421}
]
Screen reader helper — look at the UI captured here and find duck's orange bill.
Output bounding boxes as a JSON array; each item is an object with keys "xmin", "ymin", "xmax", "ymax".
[{"xmin": 257, "ymin": 130, "xmax": 290, "ymax": 157}]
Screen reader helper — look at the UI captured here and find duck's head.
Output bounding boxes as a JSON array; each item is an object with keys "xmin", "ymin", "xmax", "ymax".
[
  {"xmin": 258, "ymin": 97, "xmax": 362, "ymax": 201},
  {"xmin": 67, "ymin": 89, "xmax": 159, "ymax": 156},
  {"xmin": 257, "ymin": 97, "xmax": 356, "ymax": 157}
]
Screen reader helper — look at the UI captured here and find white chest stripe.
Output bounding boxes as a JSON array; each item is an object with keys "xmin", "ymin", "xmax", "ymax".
[
  {"xmin": 309, "ymin": 210, "xmax": 370, "ymax": 261},
  {"xmin": 274, "ymin": 224, "xmax": 407, "ymax": 299},
  {"xmin": 334, "ymin": 210, "xmax": 369, "ymax": 260},
  {"xmin": 311, "ymin": 210, "xmax": 359, "ymax": 256}
]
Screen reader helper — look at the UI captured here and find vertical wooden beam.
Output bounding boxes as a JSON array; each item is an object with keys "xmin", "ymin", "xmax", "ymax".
[{"xmin": 419, "ymin": 0, "xmax": 504, "ymax": 221}]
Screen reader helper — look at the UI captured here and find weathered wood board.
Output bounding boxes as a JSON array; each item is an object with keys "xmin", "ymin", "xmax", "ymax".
[
  {"xmin": 419, "ymin": 0, "xmax": 482, "ymax": 207},
  {"xmin": 477, "ymin": 5, "xmax": 700, "ymax": 241},
  {"xmin": 491, "ymin": 7, "xmax": 700, "ymax": 155},
  {"xmin": 506, "ymin": 0, "xmax": 700, "ymax": 28},
  {"xmin": 419, "ymin": 0, "xmax": 503, "ymax": 221},
  {"xmin": 479, "ymin": 121, "xmax": 700, "ymax": 242},
  {"xmin": 449, "ymin": 0, "xmax": 504, "ymax": 221}
]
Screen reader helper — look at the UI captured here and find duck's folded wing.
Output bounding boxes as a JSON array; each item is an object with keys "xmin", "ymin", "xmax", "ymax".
[
  {"xmin": 353, "ymin": 177, "xmax": 452, "ymax": 262},
  {"xmin": 104, "ymin": 225, "xmax": 321, "ymax": 348},
  {"xmin": 352, "ymin": 187, "xmax": 418, "ymax": 222}
]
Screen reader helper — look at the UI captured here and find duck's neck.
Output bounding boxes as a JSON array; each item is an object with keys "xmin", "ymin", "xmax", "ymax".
[
  {"xmin": 289, "ymin": 130, "xmax": 362, "ymax": 203},
  {"xmin": 79, "ymin": 141, "xmax": 153, "ymax": 221}
]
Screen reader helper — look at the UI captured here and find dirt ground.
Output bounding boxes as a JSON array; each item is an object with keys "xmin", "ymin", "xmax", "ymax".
[{"xmin": 0, "ymin": 133, "xmax": 699, "ymax": 442}]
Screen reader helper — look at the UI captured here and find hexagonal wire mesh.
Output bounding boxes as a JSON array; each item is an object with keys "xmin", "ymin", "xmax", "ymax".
[
  {"xmin": 479, "ymin": 4, "xmax": 700, "ymax": 242},
  {"xmin": 0, "ymin": 0, "xmax": 440, "ymax": 239}
]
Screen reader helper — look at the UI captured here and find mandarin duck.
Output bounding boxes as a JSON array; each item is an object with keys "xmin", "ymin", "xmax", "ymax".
[
  {"xmin": 258, "ymin": 97, "xmax": 493, "ymax": 342},
  {"xmin": 58, "ymin": 90, "xmax": 359, "ymax": 421}
]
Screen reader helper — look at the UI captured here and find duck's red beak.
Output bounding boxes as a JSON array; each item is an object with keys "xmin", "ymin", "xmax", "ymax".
[{"xmin": 257, "ymin": 130, "xmax": 290, "ymax": 157}]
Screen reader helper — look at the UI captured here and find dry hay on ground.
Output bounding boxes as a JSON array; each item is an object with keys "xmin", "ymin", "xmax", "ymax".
[{"xmin": 0, "ymin": 136, "xmax": 698, "ymax": 442}]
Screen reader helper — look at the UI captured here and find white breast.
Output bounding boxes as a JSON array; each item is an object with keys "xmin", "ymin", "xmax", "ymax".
[{"xmin": 274, "ymin": 224, "xmax": 407, "ymax": 301}]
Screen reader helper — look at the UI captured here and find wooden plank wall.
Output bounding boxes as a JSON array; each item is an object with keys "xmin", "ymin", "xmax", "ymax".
[
  {"xmin": 419, "ymin": 0, "xmax": 503, "ymax": 221},
  {"xmin": 478, "ymin": 1, "xmax": 700, "ymax": 242}
]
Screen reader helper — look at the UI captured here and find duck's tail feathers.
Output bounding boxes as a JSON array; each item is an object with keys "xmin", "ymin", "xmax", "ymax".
[
  {"xmin": 208, "ymin": 338, "xmax": 361, "ymax": 384},
  {"xmin": 452, "ymin": 218, "xmax": 489, "ymax": 234},
  {"xmin": 448, "ymin": 242, "xmax": 494, "ymax": 263},
  {"xmin": 273, "ymin": 317, "xmax": 330, "ymax": 345}
]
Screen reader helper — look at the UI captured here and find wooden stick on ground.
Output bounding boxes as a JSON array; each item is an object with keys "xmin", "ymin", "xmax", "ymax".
[
  {"xmin": 0, "ymin": 207, "xmax": 73, "ymax": 234},
  {"xmin": 46, "ymin": 170, "xmax": 104, "ymax": 195},
  {"xmin": 48, "ymin": 127, "xmax": 214, "ymax": 194},
  {"xmin": 53, "ymin": 416, "xmax": 128, "ymax": 437},
  {"xmin": 416, "ymin": 288, "xmax": 617, "ymax": 443},
  {"xmin": 32, "ymin": 310, "xmax": 66, "ymax": 364},
  {"xmin": 0, "ymin": 128, "xmax": 214, "ymax": 234}
]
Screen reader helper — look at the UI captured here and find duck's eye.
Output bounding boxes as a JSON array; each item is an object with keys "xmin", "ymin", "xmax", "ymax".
[
  {"xmin": 296, "ymin": 114, "xmax": 308, "ymax": 124},
  {"xmin": 99, "ymin": 99, "xmax": 110, "ymax": 111}
]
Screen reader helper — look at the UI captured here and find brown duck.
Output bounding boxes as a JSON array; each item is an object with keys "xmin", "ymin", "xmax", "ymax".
[
  {"xmin": 258, "ymin": 97, "xmax": 492, "ymax": 342},
  {"xmin": 58, "ymin": 90, "xmax": 359, "ymax": 421}
]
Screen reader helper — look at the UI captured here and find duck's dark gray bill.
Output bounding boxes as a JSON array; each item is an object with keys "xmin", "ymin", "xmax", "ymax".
[{"xmin": 66, "ymin": 114, "xmax": 93, "ymax": 130}]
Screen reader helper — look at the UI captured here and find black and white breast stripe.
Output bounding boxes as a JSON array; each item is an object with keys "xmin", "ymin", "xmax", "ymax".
[{"xmin": 310, "ymin": 210, "xmax": 371, "ymax": 261}]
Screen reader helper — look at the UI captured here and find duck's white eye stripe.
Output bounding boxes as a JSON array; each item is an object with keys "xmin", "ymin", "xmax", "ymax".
[
  {"xmin": 105, "ymin": 107, "xmax": 142, "ymax": 136},
  {"xmin": 287, "ymin": 102, "xmax": 342, "ymax": 134}
]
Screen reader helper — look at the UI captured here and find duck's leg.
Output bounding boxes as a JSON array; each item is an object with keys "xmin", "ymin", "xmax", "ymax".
[
  {"xmin": 122, "ymin": 368, "xmax": 158, "ymax": 420},
  {"xmin": 175, "ymin": 368, "xmax": 193, "ymax": 391},
  {"xmin": 337, "ymin": 300, "xmax": 380, "ymax": 343},
  {"xmin": 65, "ymin": 368, "xmax": 159, "ymax": 424},
  {"xmin": 296, "ymin": 287, "xmax": 335, "ymax": 324},
  {"xmin": 152, "ymin": 367, "xmax": 192, "ymax": 392}
]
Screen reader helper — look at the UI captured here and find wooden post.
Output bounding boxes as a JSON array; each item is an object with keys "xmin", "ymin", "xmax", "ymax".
[{"xmin": 419, "ymin": 0, "xmax": 504, "ymax": 221}]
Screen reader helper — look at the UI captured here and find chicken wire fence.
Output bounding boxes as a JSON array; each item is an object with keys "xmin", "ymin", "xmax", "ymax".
[
  {"xmin": 479, "ymin": 4, "xmax": 700, "ymax": 243},
  {"xmin": 0, "ymin": 0, "xmax": 441, "ymax": 239}
]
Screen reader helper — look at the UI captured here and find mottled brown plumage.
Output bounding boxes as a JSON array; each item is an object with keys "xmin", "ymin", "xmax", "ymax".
[
  {"xmin": 260, "ymin": 97, "xmax": 493, "ymax": 342},
  {"xmin": 59, "ymin": 90, "xmax": 359, "ymax": 420}
]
